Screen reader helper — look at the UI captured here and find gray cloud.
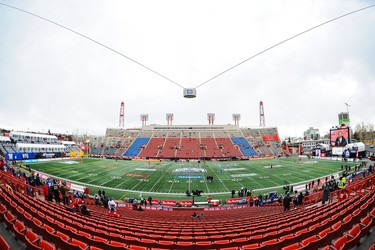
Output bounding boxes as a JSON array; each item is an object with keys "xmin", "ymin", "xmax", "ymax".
[{"xmin": 0, "ymin": 0, "xmax": 374, "ymax": 139}]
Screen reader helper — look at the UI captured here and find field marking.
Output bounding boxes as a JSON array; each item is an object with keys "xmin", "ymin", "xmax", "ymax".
[
  {"xmin": 168, "ymin": 175, "xmax": 178, "ymax": 193},
  {"xmin": 204, "ymin": 163, "xmax": 230, "ymax": 192},
  {"xmin": 30, "ymin": 157, "xmax": 351, "ymax": 196},
  {"xmin": 148, "ymin": 163, "xmax": 175, "ymax": 192},
  {"xmin": 203, "ymin": 175, "xmax": 210, "ymax": 193},
  {"xmin": 119, "ymin": 192, "xmax": 128, "ymax": 201}
]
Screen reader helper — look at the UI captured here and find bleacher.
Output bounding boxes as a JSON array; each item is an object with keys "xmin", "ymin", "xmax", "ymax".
[
  {"xmin": 201, "ymin": 138, "xmax": 223, "ymax": 158},
  {"xmin": 96, "ymin": 126, "xmax": 282, "ymax": 159},
  {"xmin": 215, "ymin": 138, "xmax": 243, "ymax": 158},
  {"xmin": 231, "ymin": 137, "xmax": 258, "ymax": 157},
  {"xmin": 158, "ymin": 138, "xmax": 180, "ymax": 158},
  {"xmin": 1, "ymin": 169, "xmax": 375, "ymax": 249},
  {"xmin": 176, "ymin": 138, "xmax": 205, "ymax": 159},
  {"xmin": 138, "ymin": 138, "xmax": 165, "ymax": 158},
  {"xmin": 123, "ymin": 138, "xmax": 150, "ymax": 158}
]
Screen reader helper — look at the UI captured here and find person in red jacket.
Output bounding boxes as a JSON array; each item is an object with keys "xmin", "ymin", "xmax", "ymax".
[
  {"xmin": 43, "ymin": 182, "xmax": 49, "ymax": 201},
  {"xmin": 71, "ymin": 197, "xmax": 83, "ymax": 212}
]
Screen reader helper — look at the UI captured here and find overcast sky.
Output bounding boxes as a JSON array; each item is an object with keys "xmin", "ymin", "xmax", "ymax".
[{"xmin": 0, "ymin": 0, "xmax": 374, "ymax": 139}]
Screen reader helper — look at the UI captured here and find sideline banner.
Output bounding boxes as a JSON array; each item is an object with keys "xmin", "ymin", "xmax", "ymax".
[{"xmin": 6, "ymin": 152, "xmax": 36, "ymax": 161}]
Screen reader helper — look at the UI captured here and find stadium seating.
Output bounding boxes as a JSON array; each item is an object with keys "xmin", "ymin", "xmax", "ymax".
[
  {"xmin": 0, "ymin": 235, "xmax": 10, "ymax": 250},
  {"xmin": 215, "ymin": 138, "xmax": 243, "ymax": 157},
  {"xmin": 231, "ymin": 137, "xmax": 258, "ymax": 157},
  {"xmin": 1, "ymin": 167, "xmax": 375, "ymax": 250},
  {"xmin": 138, "ymin": 138, "xmax": 165, "ymax": 158},
  {"xmin": 176, "ymin": 138, "xmax": 205, "ymax": 159},
  {"xmin": 123, "ymin": 137, "xmax": 150, "ymax": 157},
  {"xmin": 158, "ymin": 137, "xmax": 179, "ymax": 158}
]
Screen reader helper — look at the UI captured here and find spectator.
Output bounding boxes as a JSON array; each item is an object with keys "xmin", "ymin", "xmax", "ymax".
[
  {"xmin": 322, "ymin": 184, "xmax": 330, "ymax": 205},
  {"xmin": 81, "ymin": 205, "xmax": 91, "ymax": 216},
  {"xmin": 61, "ymin": 182, "xmax": 70, "ymax": 206},
  {"xmin": 191, "ymin": 212, "xmax": 199, "ymax": 218},
  {"xmin": 108, "ymin": 198, "xmax": 117, "ymax": 211},
  {"xmin": 283, "ymin": 193, "xmax": 291, "ymax": 211}
]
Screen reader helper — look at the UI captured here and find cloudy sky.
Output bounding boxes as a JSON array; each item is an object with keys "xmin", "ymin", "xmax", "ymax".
[{"xmin": 0, "ymin": 0, "xmax": 374, "ymax": 139}]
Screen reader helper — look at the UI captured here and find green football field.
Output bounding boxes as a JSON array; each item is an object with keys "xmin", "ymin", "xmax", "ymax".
[{"xmin": 29, "ymin": 157, "xmax": 357, "ymax": 202}]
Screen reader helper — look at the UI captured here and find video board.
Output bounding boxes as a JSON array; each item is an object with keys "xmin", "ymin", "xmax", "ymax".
[{"xmin": 330, "ymin": 127, "xmax": 350, "ymax": 147}]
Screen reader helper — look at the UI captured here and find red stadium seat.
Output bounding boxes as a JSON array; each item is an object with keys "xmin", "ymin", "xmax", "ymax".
[
  {"xmin": 331, "ymin": 234, "xmax": 348, "ymax": 250},
  {"xmin": 32, "ymin": 218, "xmax": 44, "ymax": 236},
  {"xmin": 213, "ymin": 239, "xmax": 232, "ymax": 248},
  {"xmin": 4, "ymin": 211, "xmax": 15, "ymax": 229},
  {"xmin": 109, "ymin": 240, "xmax": 127, "ymax": 248},
  {"xmin": 39, "ymin": 239, "xmax": 56, "ymax": 250},
  {"xmin": 54, "ymin": 231, "xmax": 70, "ymax": 250},
  {"xmin": 360, "ymin": 215, "xmax": 373, "ymax": 238},
  {"xmin": 0, "ymin": 235, "xmax": 10, "ymax": 250},
  {"xmin": 175, "ymin": 241, "xmax": 194, "ymax": 249},
  {"xmin": 330, "ymin": 221, "xmax": 342, "ymax": 240},
  {"xmin": 346, "ymin": 224, "xmax": 361, "ymax": 249},
  {"xmin": 25, "ymin": 230, "xmax": 40, "ymax": 250},
  {"xmin": 157, "ymin": 240, "xmax": 175, "ymax": 248},
  {"xmin": 9, "ymin": 200, "xmax": 18, "ymax": 214},
  {"xmin": 91, "ymin": 235, "xmax": 109, "ymax": 249},
  {"xmin": 66, "ymin": 238, "xmax": 88, "ymax": 250},
  {"xmin": 262, "ymin": 238, "xmax": 282, "ymax": 248},
  {"xmin": 0, "ymin": 203, "xmax": 7, "ymax": 219},
  {"xmin": 300, "ymin": 235, "xmax": 320, "ymax": 249},
  {"xmin": 123, "ymin": 235, "xmax": 140, "ymax": 245},
  {"xmin": 352, "ymin": 208, "xmax": 362, "ymax": 224},
  {"xmin": 13, "ymin": 219, "xmax": 27, "ymax": 241},
  {"xmin": 281, "ymin": 243, "xmax": 301, "ymax": 250},
  {"xmin": 242, "ymin": 243, "xmax": 263, "ymax": 249},
  {"xmin": 128, "ymin": 246, "xmax": 148, "ymax": 250},
  {"xmin": 139, "ymin": 238, "xmax": 157, "ymax": 248}
]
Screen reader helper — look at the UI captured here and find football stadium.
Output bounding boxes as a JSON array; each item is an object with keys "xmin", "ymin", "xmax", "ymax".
[
  {"xmin": 1, "ymin": 119, "xmax": 375, "ymax": 250},
  {"xmin": 1, "ymin": 1, "xmax": 375, "ymax": 250}
]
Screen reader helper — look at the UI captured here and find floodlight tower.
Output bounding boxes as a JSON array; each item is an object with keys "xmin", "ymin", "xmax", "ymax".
[
  {"xmin": 207, "ymin": 113, "xmax": 215, "ymax": 125},
  {"xmin": 259, "ymin": 101, "xmax": 265, "ymax": 127},
  {"xmin": 166, "ymin": 113, "xmax": 174, "ymax": 125},
  {"xmin": 233, "ymin": 114, "xmax": 241, "ymax": 126},
  {"xmin": 140, "ymin": 114, "xmax": 148, "ymax": 126},
  {"xmin": 119, "ymin": 101, "xmax": 125, "ymax": 128}
]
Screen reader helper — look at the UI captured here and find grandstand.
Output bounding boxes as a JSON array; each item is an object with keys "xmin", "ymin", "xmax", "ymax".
[
  {"xmin": 1, "ymin": 163, "xmax": 375, "ymax": 249},
  {"xmin": 0, "ymin": 131, "xmax": 83, "ymax": 161},
  {"xmin": 92, "ymin": 125, "xmax": 283, "ymax": 160},
  {"xmin": 2, "ymin": 127, "xmax": 375, "ymax": 249}
]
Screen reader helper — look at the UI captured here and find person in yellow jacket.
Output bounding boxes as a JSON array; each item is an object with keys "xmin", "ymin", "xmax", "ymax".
[{"xmin": 337, "ymin": 177, "xmax": 344, "ymax": 189}]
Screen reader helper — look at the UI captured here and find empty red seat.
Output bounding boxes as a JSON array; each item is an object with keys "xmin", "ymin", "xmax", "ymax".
[
  {"xmin": 300, "ymin": 235, "xmax": 319, "ymax": 249},
  {"xmin": 360, "ymin": 215, "xmax": 373, "ymax": 238},
  {"xmin": 213, "ymin": 239, "xmax": 232, "ymax": 248},
  {"xmin": 139, "ymin": 238, "xmax": 156, "ymax": 248},
  {"xmin": 39, "ymin": 239, "xmax": 56, "ymax": 250},
  {"xmin": 4, "ymin": 211, "xmax": 15, "ymax": 229},
  {"xmin": 13, "ymin": 219, "xmax": 27, "ymax": 241},
  {"xmin": 242, "ymin": 243, "xmax": 263, "ymax": 249},
  {"xmin": 346, "ymin": 224, "xmax": 361, "ymax": 249},
  {"xmin": 0, "ymin": 235, "xmax": 10, "ymax": 250},
  {"xmin": 281, "ymin": 242, "xmax": 301, "ymax": 250},
  {"xmin": 66, "ymin": 238, "xmax": 88, "ymax": 250},
  {"xmin": 25, "ymin": 230, "xmax": 40, "ymax": 249},
  {"xmin": 175, "ymin": 241, "xmax": 194, "ymax": 249},
  {"xmin": 331, "ymin": 234, "xmax": 348, "ymax": 250},
  {"xmin": 0, "ymin": 203, "xmax": 7, "ymax": 219}
]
